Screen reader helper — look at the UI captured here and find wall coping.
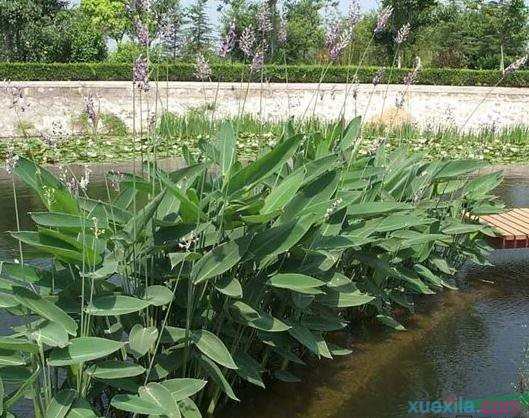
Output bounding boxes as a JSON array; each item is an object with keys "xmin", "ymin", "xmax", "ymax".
[{"xmin": 5, "ymin": 81, "xmax": 529, "ymax": 97}]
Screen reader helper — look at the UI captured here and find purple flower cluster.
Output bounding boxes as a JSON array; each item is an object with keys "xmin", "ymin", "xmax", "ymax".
[
  {"xmin": 504, "ymin": 56, "xmax": 528, "ymax": 76},
  {"xmin": 219, "ymin": 22, "xmax": 236, "ymax": 58},
  {"xmin": 133, "ymin": 56, "xmax": 150, "ymax": 91},
  {"xmin": 374, "ymin": 6, "xmax": 393, "ymax": 34},
  {"xmin": 134, "ymin": 19, "xmax": 150, "ymax": 46},
  {"xmin": 251, "ymin": 49, "xmax": 265, "ymax": 72},
  {"xmin": 257, "ymin": 2, "xmax": 272, "ymax": 33},
  {"xmin": 84, "ymin": 93, "xmax": 98, "ymax": 127},
  {"xmin": 347, "ymin": 0, "xmax": 361, "ymax": 27},
  {"xmin": 239, "ymin": 26, "xmax": 256, "ymax": 58},
  {"xmin": 127, "ymin": 0, "xmax": 150, "ymax": 13},
  {"xmin": 3, "ymin": 81, "xmax": 30, "ymax": 113},
  {"xmin": 395, "ymin": 23, "xmax": 411, "ymax": 45},
  {"xmin": 195, "ymin": 54, "xmax": 212, "ymax": 80},
  {"xmin": 372, "ymin": 67, "xmax": 385, "ymax": 86},
  {"xmin": 326, "ymin": 22, "xmax": 350, "ymax": 61}
]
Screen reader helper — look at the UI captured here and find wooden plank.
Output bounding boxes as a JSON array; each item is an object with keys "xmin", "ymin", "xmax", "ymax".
[
  {"xmin": 480, "ymin": 215, "xmax": 524, "ymax": 238},
  {"xmin": 490, "ymin": 214, "xmax": 528, "ymax": 236},
  {"xmin": 499, "ymin": 212, "xmax": 529, "ymax": 231},
  {"xmin": 480, "ymin": 216, "xmax": 526, "ymax": 239},
  {"xmin": 478, "ymin": 209, "xmax": 529, "ymax": 248}
]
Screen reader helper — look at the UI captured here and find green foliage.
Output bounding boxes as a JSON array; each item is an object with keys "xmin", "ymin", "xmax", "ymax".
[
  {"xmin": 0, "ymin": 118, "xmax": 501, "ymax": 416},
  {"xmin": 80, "ymin": 0, "xmax": 129, "ymax": 42},
  {"xmin": 181, "ymin": 0, "xmax": 212, "ymax": 57},
  {"xmin": 4, "ymin": 61, "xmax": 529, "ymax": 86}
]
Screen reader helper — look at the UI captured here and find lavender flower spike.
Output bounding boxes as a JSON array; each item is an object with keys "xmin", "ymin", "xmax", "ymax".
[
  {"xmin": 134, "ymin": 19, "xmax": 150, "ymax": 47},
  {"xmin": 195, "ymin": 54, "xmax": 212, "ymax": 80},
  {"xmin": 278, "ymin": 18, "xmax": 287, "ymax": 46},
  {"xmin": 347, "ymin": 0, "xmax": 361, "ymax": 27},
  {"xmin": 84, "ymin": 93, "xmax": 97, "ymax": 127},
  {"xmin": 372, "ymin": 68, "xmax": 385, "ymax": 86},
  {"xmin": 219, "ymin": 22, "xmax": 236, "ymax": 58},
  {"xmin": 239, "ymin": 26, "xmax": 255, "ymax": 58},
  {"xmin": 395, "ymin": 23, "xmax": 411, "ymax": 45},
  {"xmin": 374, "ymin": 6, "xmax": 393, "ymax": 34},
  {"xmin": 133, "ymin": 56, "xmax": 150, "ymax": 91},
  {"xmin": 257, "ymin": 2, "xmax": 272, "ymax": 34},
  {"xmin": 250, "ymin": 49, "xmax": 265, "ymax": 72},
  {"xmin": 504, "ymin": 56, "xmax": 528, "ymax": 76}
]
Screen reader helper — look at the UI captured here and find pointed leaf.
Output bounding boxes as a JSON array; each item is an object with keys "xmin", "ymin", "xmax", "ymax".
[
  {"xmin": 48, "ymin": 337, "xmax": 125, "ymax": 366},
  {"xmin": 191, "ymin": 329, "xmax": 237, "ymax": 369}
]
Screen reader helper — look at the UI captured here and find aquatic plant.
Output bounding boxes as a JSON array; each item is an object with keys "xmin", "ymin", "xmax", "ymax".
[{"xmin": 0, "ymin": 116, "xmax": 502, "ymax": 417}]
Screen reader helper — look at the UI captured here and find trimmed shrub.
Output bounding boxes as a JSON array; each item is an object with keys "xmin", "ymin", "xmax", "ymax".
[{"xmin": 1, "ymin": 62, "xmax": 528, "ymax": 86}]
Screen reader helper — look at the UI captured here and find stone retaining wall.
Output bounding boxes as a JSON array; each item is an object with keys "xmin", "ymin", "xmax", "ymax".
[{"xmin": 1, "ymin": 81, "xmax": 529, "ymax": 137}]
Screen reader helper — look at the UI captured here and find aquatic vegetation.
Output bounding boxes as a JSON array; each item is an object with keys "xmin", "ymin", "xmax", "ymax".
[
  {"xmin": 0, "ymin": 118, "xmax": 503, "ymax": 416},
  {"xmin": 3, "ymin": 113, "xmax": 529, "ymax": 165}
]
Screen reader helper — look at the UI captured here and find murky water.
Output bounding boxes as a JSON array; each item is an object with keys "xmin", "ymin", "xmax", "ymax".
[{"xmin": 1, "ymin": 163, "xmax": 529, "ymax": 418}]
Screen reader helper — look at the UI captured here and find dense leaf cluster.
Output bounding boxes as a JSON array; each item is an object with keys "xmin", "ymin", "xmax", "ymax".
[
  {"xmin": 3, "ymin": 62, "xmax": 529, "ymax": 86},
  {"xmin": 0, "ymin": 119, "xmax": 503, "ymax": 416}
]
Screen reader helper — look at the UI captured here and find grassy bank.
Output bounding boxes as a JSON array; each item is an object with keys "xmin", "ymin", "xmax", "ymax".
[{"xmin": 3, "ymin": 114, "xmax": 529, "ymax": 166}]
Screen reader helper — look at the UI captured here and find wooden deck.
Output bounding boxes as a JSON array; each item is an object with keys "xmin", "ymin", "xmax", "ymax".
[{"xmin": 479, "ymin": 208, "xmax": 529, "ymax": 248}]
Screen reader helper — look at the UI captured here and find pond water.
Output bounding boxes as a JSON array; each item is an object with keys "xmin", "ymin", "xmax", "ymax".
[{"xmin": 1, "ymin": 163, "xmax": 529, "ymax": 418}]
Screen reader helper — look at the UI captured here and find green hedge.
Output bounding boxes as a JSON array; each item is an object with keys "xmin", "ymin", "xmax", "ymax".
[{"xmin": 1, "ymin": 62, "xmax": 529, "ymax": 86}]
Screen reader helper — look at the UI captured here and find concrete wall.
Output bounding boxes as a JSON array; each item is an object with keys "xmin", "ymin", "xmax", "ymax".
[{"xmin": 1, "ymin": 81, "xmax": 529, "ymax": 137}]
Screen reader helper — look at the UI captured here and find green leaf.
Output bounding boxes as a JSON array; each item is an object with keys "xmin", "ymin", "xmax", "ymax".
[
  {"xmin": 3, "ymin": 366, "xmax": 39, "ymax": 409},
  {"xmin": 0, "ymin": 350, "xmax": 26, "ymax": 366},
  {"xmin": 155, "ymin": 169, "xmax": 203, "ymax": 223},
  {"xmin": 339, "ymin": 116, "xmax": 362, "ymax": 150},
  {"xmin": 278, "ymin": 170, "xmax": 340, "ymax": 222},
  {"xmin": 214, "ymin": 276, "xmax": 243, "ymax": 298},
  {"xmin": 30, "ymin": 321, "xmax": 69, "ymax": 347},
  {"xmin": 85, "ymin": 295, "xmax": 151, "ymax": 316},
  {"xmin": 12, "ymin": 286, "xmax": 77, "ymax": 336},
  {"xmin": 48, "ymin": 337, "xmax": 125, "ymax": 366},
  {"xmin": 145, "ymin": 285, "xmax": 173, "ymax": 306},
  {"xmin": 247, "ymin": 214, "xmax": 316, "ymax": 261},
  {"xmin": 233, "ymin": 353, "xmax": 265, "ymax": 388},
  {"xmin": 319, "ymin": 290, "xmax": 375, "ymax": 308},
  {"xmin": 160, "ymin": 378, "xmax": 207, "ymax": 401},
  {"xmin": 87, "ymin": 360, "xmax": 145, "ymax": 379},
  {"xmin": 111, "ymin": 394, "xmax": 166, "ymax": 415},
  {"xmin": 346, "ymin": 202, "xmax": 413, "ymax": 217},
  {"xmin": 191, "ymin": 329, "xmax": 237, "ymax": 370},
  {"xmin": 15, "ymin": 156, "xmax": 78, "ymax": 214},
  {"xmin": 273, "ymin": 370, "xmax": 300, "ymax": 383},
  {"xmin": 0, "ymin": 337, "xmax": 38, "ymax": 354},
  {"xmin": 30, "ymin": 212, "xmax": 106, "ymax": 232},
  {"xmin": 139, "ymin": 382, "xmax": 180, "ymax": 418},
  {"xmin": 191, "ymin": 239, "xmax": 249, "ymax": 284},
  {"xmin": 267, "ymin": 273, "xmax": 325, "ymax": 292},
  {"xmin": 261, "ymin": 170, "xmax": 305, "ymax": 214},
  {"xmin": 250, "ymin": 313, "xmax": 290, "ymax": 332},
  {"xmin": 376, "ymin": 314, "xmax": 406, "ymax": 331},
  {"xmin": 0, "ymin": 262, "xmax": 40, "ymax": 284},
  {"xmin": 288, "ymin": 324, "xmax": 322, "ymax": 358},
  {"xmin": 432, "ymin": 159, "xmax": 486, "ymax": 180},
  {"xmin": 197, "ymin": 354, "xmax": 239, "ymax": 401},
  {"xmin": 45, "ymin": 388, "xmax": 77, "ymax": 418},
  {"xmin": 227, "ymin": 133, "xmax": 301, "ymax": 194},
  {"xmin": 123, "ymin": 191, "xmax": 165, "ymax": 238},
  {"xmin": 217, "ymin": 121, "xmax": 236, "ymax": 178},
  {"xmin": 178, "ymin": 398, "xmax": 202, "ymax": 418},
  {"xmin": 129, "ymin": 325, "xmax": 158, "ymax": 359},
  {"xmin": 66, "ymin": 399, "xmax": 98, "ymax": 418}
]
